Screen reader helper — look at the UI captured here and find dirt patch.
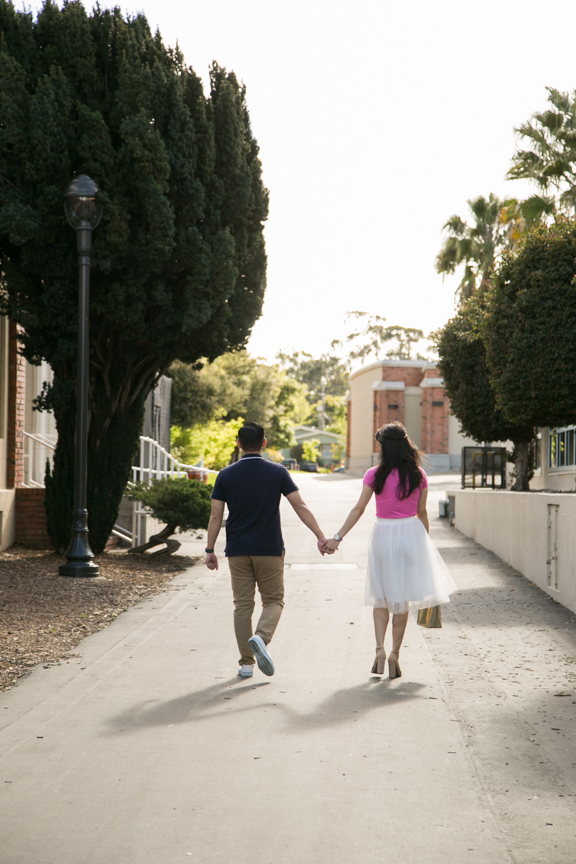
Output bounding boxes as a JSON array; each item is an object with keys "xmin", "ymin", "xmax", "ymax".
[{"xmin": 0, "ymin": 546, "xmax": 197, "ymax": 693}]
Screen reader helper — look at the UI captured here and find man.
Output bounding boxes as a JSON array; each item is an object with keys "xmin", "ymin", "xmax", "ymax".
[{"xmin": 205, "ymin": 422, "xmax": 328, "ymax": 678}]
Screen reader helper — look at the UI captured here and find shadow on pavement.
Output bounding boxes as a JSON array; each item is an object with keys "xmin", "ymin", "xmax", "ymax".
[
  {"xmin": 278, "ymin": 679, "xmax": 426, "ymax": 732},
  {"xmin": 102, "ymin": 677, "xmax": 426, "ymax": 735}
]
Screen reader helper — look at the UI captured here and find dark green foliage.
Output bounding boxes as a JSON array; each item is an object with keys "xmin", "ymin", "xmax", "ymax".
[
  {"xmin": 168, "ymin": 360, "xmax": 217, "ymax": 428},
  {"xmin": 486, "ymin": 220, "xmax": 576, "ymax": 429},
  {"xmin": 435, "ymin": 295, "xmax": 534, "ymax": 444},
  {"xmin": 0, "ymin": 2, "xmax": 268, "ymax": 552},
  {"xmin": 125, "ymin": 477, "xmax": 211, "ymax": 535},
  {"xmin": 435, "ymin": 295, "xmax": 534, "ymax": 489}
]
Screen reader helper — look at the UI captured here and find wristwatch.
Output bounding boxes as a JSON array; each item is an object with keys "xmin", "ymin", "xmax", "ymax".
[
  {"xmin": 205, "ymin": 548, "xmax": 214, "ymax": 554},
  {"xmin": 333, "ymin": 534, "xmax": 343, "ymax": 542}
]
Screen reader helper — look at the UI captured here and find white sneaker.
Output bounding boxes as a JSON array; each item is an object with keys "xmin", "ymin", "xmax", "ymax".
[
  {"xmin": 238, "ymin": 665, "xmax": 254, "ymax": 678},
  {"xmin": 247, "ymin": 634, "xmax": 275, "ymax": 676}
]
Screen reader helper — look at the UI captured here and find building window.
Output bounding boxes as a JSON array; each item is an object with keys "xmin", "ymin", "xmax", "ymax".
[{"xmin": 549, "ymin": 426, "xmax": 576, "ymax": 469}]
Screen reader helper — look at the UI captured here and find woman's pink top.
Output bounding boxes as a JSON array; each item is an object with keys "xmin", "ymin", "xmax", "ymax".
[{"xmin": 363, "ymin": 466, "xmax": 428, "ymax": 518}]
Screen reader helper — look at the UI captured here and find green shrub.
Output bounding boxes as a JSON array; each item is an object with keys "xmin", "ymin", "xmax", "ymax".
[{"xmin": 125, "ymin": 478, "xmax": 212, "ymax": 536}]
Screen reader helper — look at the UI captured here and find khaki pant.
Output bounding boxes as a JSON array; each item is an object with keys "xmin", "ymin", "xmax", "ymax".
[{"xmin": 228, "ymin": 553, "xmax": 285, "ymax": 666}]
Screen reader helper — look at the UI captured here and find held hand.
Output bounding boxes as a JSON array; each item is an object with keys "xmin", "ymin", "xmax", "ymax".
[
  {"xmin": 324, "ymin": 538, "xmax": 341, "ymax": 553},
  {"xmin": 205, "ymin": 552, "xmax": 218, "ymax": 571},
  {"xmin": 317, "ymin": 537, "xmax": 329, "ymax": 556}
]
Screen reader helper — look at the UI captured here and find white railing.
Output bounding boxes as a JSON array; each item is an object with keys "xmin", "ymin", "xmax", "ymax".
[
  {"xmin": 126, "ymin": 437, "xmax": 217, "ymax": 546},
  {"xmin": 20, "ymin": 431, "xmax": 216, "ymax": 548},
  {"xmin": 22, "ymin": 432, "xmax": 56, "ymax": 488}
]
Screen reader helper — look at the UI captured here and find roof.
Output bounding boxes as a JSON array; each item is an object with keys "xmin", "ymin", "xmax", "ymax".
[
  {"xmin": 349, "ymin": 358, "xmax": 437, "ymax": 382},
  {"xmin": 294, "ymin": 425, "xmax": 344, "ymax": 443}
]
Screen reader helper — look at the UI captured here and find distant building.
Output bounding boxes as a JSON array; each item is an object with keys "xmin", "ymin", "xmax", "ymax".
[
  {"xmin": 282, "ymin": 425, "xmax": 344, "ymax": 464},
  {"xmin": 346, "ymin": 359, "xmax": 476, "ymax": 474},
  {"xmin": 531, "ymin": 427, "xmax": 575, "ymax": 491}
]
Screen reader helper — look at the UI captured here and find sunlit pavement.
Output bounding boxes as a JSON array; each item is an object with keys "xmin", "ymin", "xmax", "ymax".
[{"xmin": 1, "ymin": 472, "xmax": 575, "ymax": 863}]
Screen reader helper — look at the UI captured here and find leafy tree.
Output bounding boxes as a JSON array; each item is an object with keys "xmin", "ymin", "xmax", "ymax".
[
  {"xmin": 266, "ymin": 376, "xmax": 310, "ymax": 449},
  {"xmin": 301, "ymin": 439, "xmax": 321, "ymax": 463},
  {"xmin": 276, "ymin": 351, "xmax": 349, "ymax": 401},
  {"xmin": 323, "ymin": 395, "xmax": 347, "ymax": 436},
  {"xmin": 486, "ymin": 220, "xmax": 576, "ymax": 460},
  {"xmin": 171, "ymin": 418, "xmax": 243, "ymax": 470},
  {"xmin": 508, "ymin": 87, "xmax": 576, "ymax": 217},
  {"xmin": 331, "ymin": 312, "xmax": 427, "ymax": 366},
  {"xmin": 168, "ymin": 352, "xmax": 309, "ymax": 451},
  {"xmin": 434, "ymin": 294, "xmax": 534, "ymax": 489},
  {"xmin": 168, "ymin": 361, "xmax": 217, "ymax": 428},
  {"xmin": 0, "ymin": 2, "xmax": 268, "ymax": 552}
]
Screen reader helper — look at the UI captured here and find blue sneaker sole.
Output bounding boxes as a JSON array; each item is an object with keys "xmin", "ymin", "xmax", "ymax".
[{"xmin": 248, "ymin": 636, "xmax": 275, "ymax": 676}]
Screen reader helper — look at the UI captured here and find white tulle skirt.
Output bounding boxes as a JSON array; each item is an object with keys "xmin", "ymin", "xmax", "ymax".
[{"xmin": 365, "ymin": 517, "xmax": 456, "ymax": 613}]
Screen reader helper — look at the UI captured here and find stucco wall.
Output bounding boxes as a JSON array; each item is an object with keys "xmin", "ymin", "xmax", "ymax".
[
  {"xmin": 404, "ymin": 387, "xmax": 422, "ymax": 448},
  {"xmin": 454, "ymin": 489, "xmax": 576, "ymax": 615},
  {"xmin": 349, "ymin": 366, "xmax": 379, "ymax": 464}
]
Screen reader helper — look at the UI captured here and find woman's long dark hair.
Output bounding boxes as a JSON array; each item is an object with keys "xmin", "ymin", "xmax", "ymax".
[{"xmin": 373, "ymin": 421, "xmax": 423, "ymax": 498}]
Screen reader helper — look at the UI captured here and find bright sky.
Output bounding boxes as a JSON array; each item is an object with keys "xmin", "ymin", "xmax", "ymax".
[{"xmin": 27, "ymin": 1, "xmax": 576, "ymax": 361}]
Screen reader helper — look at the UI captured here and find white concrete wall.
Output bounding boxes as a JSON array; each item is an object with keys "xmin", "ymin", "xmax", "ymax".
[{"xmin": 454, "ymin": 489, "xmax": 576, "ymax": 615}]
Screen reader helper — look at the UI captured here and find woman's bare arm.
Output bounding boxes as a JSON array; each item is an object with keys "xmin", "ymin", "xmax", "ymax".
[
  {"xmin": 324, "ymin": 484, "xmax": 374, "ymax": 552},
  {"xmin": 417, "ymin": 487, "xmax": 429, "ymax": 534}
]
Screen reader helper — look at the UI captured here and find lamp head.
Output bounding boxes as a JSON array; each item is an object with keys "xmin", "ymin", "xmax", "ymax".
[{"xmin": 64, "ymin": 174, "xmax": 103, "ymax": 230}]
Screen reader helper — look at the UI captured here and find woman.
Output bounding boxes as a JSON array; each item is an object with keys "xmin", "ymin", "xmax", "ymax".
[{"xmin": 324, "ymin": 421, "xmax": 456, "ymax": 679}]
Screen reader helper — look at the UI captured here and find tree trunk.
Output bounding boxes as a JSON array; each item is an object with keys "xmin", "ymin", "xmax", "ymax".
[
  {"xmin": 511, "ymin": 439, "xmax": 532, "ymax": 491},
  {"xmin": 45, "ymin": 373, "xmax": 148, "ymax": 554},
  {"xmin": 128, "ymin": 523, "xmax": 180, "ymax": 556}
]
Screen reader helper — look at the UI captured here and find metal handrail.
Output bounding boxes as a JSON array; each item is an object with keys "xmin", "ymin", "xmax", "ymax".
[
  {"xmin": 22, "ymin": 431, "xmax": 57, "ymax": 488},
  {"xmin": 129, "ymin": 436, "xmax": 217, "ymax": 546},
  {"xmin": 22, "ymin": 431, "xmax": 56, "ymax": 450}
]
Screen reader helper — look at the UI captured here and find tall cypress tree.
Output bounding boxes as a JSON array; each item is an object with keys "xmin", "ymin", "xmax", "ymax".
[{"xmin": 0, "ymin": 1, "xmax": 268, "ymax": 551}]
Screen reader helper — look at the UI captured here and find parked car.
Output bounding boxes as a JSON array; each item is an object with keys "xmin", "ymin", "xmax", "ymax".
[
  {"xmin": 281, "ymin": 458, "xmax": 298, "ymax": 471},
  {"xmin": 300, "ymin": 460, "xmax": 319, "ymax": 473}
]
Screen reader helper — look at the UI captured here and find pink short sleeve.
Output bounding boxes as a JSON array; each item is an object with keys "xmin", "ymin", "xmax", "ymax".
[
  {"xmin": 363, "ymin": 466, "xmax": 377, "ymax": 488},
  {"xmin": 420, "ymin": 468, "xmax": 428, "ymax": 488}
]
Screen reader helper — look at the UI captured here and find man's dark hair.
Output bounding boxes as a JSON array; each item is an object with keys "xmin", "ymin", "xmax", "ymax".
[{"xmin": 238, "ymin": 422, "xmax": 265, "ymax": 451}]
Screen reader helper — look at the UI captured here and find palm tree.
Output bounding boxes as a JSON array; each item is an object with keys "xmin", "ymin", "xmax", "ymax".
[
  {"xmin": 436, "ymin": 194, "xmax": 508, "ymax": 303},
  {"xmin": 436, "ymin": 194, "xmax": 545, "ymax": 305},
  {"xmin": 508, "ymin": 87, "xmax": 576, "ymax": 216}
]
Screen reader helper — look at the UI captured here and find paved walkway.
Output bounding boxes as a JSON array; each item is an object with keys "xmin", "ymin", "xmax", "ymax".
[{"xmin": 1, "ymin": 474, "xmax": 575, "ymax": 863}]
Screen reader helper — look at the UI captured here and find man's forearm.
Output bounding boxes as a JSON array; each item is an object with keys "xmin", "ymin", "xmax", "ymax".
[
  {"xmin": 206, "ymin": 515, "xmax": 223, "ymax": 548},
  {"xmin": 294, "ymin": 504, "xmax": 324, "ymax": 540}
]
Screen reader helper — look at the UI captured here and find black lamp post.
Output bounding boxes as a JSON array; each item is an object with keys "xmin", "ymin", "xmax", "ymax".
[{"xmin": 59, "ymin": 175, "xmax": 102, "ymax": 578}]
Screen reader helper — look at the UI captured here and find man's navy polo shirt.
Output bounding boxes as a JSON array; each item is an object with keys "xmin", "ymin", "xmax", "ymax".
[{"xmin": 211, "ymin": 454, "xmax": 298, "ymax": 557}]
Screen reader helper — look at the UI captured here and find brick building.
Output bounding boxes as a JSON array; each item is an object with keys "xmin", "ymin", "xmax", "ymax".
[
  {"xmin": 0, "ymin": 317, "xmax": 174, "ymax": 551},
  {"xmin": 0, "ymin": 319, "xmax": 55, "ymax": 549},
  {"xmin": 346, "ymin": 359, "xmax": 476, "ymax": 474}
]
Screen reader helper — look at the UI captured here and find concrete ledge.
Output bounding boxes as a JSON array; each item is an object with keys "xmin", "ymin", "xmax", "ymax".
[{"xmin": 454, "ymin": 489, "xmax": 576, "ymax": 614}]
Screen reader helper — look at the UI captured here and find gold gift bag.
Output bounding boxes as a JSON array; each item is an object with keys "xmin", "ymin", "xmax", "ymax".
[{"xmin": 417, "ymin": 605, "xmax": 442, "ymax": 628}]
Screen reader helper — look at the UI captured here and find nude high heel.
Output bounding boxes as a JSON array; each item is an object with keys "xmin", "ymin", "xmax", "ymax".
[
  {"xmin": 371, "ymin": 647, "xmax": 386, "ymax": 675},
  {"xmin": 388, "ymin": 651, "xmax": 402, "ymax": 679}
]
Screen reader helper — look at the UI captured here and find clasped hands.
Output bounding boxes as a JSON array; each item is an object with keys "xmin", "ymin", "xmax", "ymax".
[{"xmin": 317, "ymin": 537, "xmax": 341, "ymax": 556}]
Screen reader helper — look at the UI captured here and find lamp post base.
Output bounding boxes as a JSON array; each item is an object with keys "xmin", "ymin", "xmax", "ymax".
[
  {"xmin": 59, "ymin": 509, "xmax": 99, "ymax": 577},
  {"xmin": 59, "ymin": 560, "xmax": 100, "ymax": 577}
]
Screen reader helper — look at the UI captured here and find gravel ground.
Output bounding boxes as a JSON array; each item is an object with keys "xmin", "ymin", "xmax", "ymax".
[{"xmin": 0, "ymin": 546, "xmax": 196, "ymax": 692}]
